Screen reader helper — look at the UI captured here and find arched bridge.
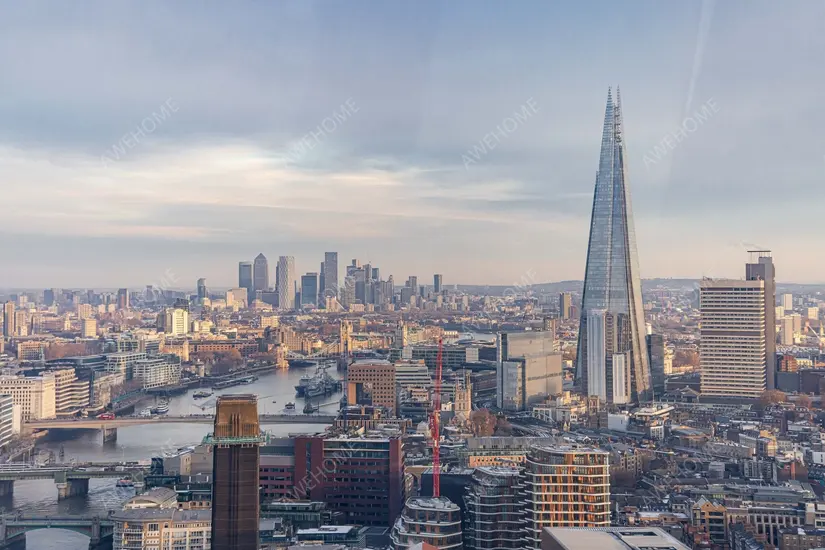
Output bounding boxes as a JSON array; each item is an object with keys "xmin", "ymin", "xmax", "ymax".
[{"xmin": 0, "ymin": 515, "xmax": 113, "ymax": 550}]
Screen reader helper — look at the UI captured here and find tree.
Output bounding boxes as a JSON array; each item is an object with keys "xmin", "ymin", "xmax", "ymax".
[
  {"xmin": 796, "ymin": 394, "xmax": 813, "ymax": 409},
  {"xmin": 758, "ymin": 390, "xmax": 787, "ymax": 407},
  {"xmin": 470, "ymin": 409, "xmax": 497, "ymax": 437}
]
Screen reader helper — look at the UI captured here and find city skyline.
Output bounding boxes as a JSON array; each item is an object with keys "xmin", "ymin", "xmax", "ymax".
[{"xmin": 2, "ymin": 2, "xmax": 825, "ymax": 287}]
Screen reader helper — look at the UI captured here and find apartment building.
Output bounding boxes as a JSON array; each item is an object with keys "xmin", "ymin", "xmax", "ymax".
[{"xmin": 523, "ymin": 445, "xmax": 610, "ymax": 548}]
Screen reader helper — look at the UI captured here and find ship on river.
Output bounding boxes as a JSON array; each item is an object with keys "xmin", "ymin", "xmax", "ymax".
[
  {"xmin": 212, "ymin": 375, "xmax": 258, "ymax": 390},
  {"xmin": 295, "ymin": 364, "xmax": 342, "ymax": 398}
]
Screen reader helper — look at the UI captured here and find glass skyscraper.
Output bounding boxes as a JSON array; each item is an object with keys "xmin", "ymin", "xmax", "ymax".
[{"xmin": 576, "ymin": 88, "xmax": 650, "ymax": 402}]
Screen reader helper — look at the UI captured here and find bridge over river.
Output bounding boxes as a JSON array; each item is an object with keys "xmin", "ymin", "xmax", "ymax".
[
  {"xmin": 0, "ymin": 514, "xmax": 114, "ymax": 550},
  {"xmin": 24, "ymin": 413, "xmax": 335, "ymax": 443},
  {"xmin": 0, "ymin": 465, "xmax": 146, "ymax": 501}
]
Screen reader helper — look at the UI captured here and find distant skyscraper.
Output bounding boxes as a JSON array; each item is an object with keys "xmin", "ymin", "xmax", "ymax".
[
  {"xmin": 700, "ymin": 278, "xmax": 767, "ymax": 398},
  {"xmin": 576, "ymin": 88, "xmax": 650, "ymax": 402},
  {"xmin": 433, "ymin": 274, "xmax": 443, "ymax": 294},
  {"xmin": 253, "ymin": 253, "xmax": 269, "ymax": 294},
  {"xmin": 3, "ymin": 302, "xmax": 15, "ymax": 338},
  {"xmin": 209, "ymin": 394, "xmax": 262, "ymax": 549},
  {"xmin": 301, "ymin": 273, "xmax": 319, "ymax": 309},
  {"xmin": 746, "ymin": 251, "xmax": 776, "ymax": 390},
  {"xmin": 197, "ymin": 278, "xmax": 207, "ymax": 301},
  {"xmin": 277, "ymin": 256, "xmax": 296, "ymax": 310},
  {"xmin": 239, "ymin": 261, "xmax": 254, "ymax": 305},
  {"xmin": 559, "ymin": 292, "xmax": 572, "ymax": 319},
  {"xmin": 43, "ymin": 289, "xmax": 55, "ymax": 307},
  {"xmin": 323, "ymin": 252, "xmax": 338, "ymax": 301},
  {"xmin": 116, "ymin": 288, "xmax": 129, "ymax": 310},
  {"xmin": 407, "ymin": 276, "xmax": 418, "ymax": 296},
  {"xmin": 782, "ymin": 293, "xmax": 793, "ymax": 311}
]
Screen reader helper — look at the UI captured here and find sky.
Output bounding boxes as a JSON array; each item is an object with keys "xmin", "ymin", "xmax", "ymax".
[{"xmin": 2, "ymin": 0, "xmax": 824, "ymax": 289}]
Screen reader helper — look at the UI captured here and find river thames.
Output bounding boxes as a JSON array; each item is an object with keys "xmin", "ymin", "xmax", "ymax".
[{"xmin": 10, "ymin": 365, "xmax": 341, "ymax": 549}]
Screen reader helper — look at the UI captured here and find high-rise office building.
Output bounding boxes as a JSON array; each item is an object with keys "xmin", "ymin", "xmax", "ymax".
[
  {"xmin": 433, "ymin": 274, "xmax": 443, "ymax": 294},
  {"xmin": 3, "ymin": 302, "xmax": 15, "ymax": 338},
  {"xmin": 782, "ymin": 293, "xmax": 794, "ymax": 311},
  {"xmin": 277, "ymin": 256, "xmax": 296, "ymax": 310},
  {"xmin": 43, "ymin": 289, "xmax": 55, "ymax": 307},
  {"xmin": 323, "ymin": 252, "xmax": 338, "ymax": 300},
  {"xmin": 523, "ymin": 445, "xmax": 610, "ymax": 548},
  {"xmin": 239, "ymin": 261, "xmax": 254, "ymax": 305},
  {"xmin": 407, "ymin": 276, "xmax": 418, "ymax": 296},
  {"xmin": 576, "ymin": 88, "xmax": 650, "ymax": 402},
  {"xmin": 646, "ymin": 333, "xmax": 665, "ymax": 398},
  {"xmin": 746, "ymin": 252, "xmax": 776, "ymax": 390},
  {"xmin": 347, "ymin": 360, "xmax": 397, "ymax": 415},
  {"xmin": 585, "ymin": 311, "xmax": 632, "ymax": 405},
  {"xmin": 253, "ymin": 253, "xmax": 269, "ymax": 294},
  {"xmin": 559, "ymin": 292, "xmax": 572, "ymax": 319},
  {"xmin": 300, "ymin": 272, "xmax": 319, "ymax": 309},
  {"xmin": 208, "ymin": 394, "xmax": 263, "ymax": 550},
  {"xmin": 700, "ymin": 279, "xmax": 767, "ymax": 398},
  {"xmin": 116, "ymin": 288, "xmax": 129, "ymax": 310},
  {"xmin": 197, "ymin": 278, "xmax": 207, "ymax": 301}
]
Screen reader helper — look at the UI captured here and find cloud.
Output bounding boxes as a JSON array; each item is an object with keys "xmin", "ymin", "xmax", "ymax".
[{"xmin": 0, "ymin": 1, "xmax": 824, "ymax": 287}]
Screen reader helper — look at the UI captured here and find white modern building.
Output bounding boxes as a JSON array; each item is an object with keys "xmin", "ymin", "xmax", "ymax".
[
  {"xmin": 0, "ymin": 374, "xmax": 56, "ymax": 421},
  {"xmin": 133, "ymin": 357, "xmax": 181, "ymax": 390}
]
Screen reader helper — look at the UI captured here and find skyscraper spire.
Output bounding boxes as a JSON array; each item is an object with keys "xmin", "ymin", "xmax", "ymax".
[{"xmin": 576, "ymin": 87, "xmax": 651, "ymax": 403}]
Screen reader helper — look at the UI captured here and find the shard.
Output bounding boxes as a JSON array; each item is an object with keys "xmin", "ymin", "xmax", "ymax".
[{"xmin": 575, "ymin": 88, "xmax": 650, "ymax": 403}]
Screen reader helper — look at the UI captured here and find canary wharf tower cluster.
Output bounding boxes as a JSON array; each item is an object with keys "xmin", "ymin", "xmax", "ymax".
[{"xmin": 575, "ymin": 88, "xmax": 651, "ymax": 405}]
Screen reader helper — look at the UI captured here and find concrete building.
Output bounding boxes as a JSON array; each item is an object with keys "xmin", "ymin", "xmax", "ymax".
[
  {"xmin": 157, "ymin": 307, "xmax": 189, "ymax": 336},
  {"xmin": 347, "ymin": 360, "xmax": 397, "ymax": 415},
  {"xmin": 133, "ymin": 356, "xmax": 182, "ymax": 390},
  {"xmin": 700, "ymin": 279, "xmax": 767, "ymax": 398},
  {"xmin": 523, "ymin": 446, "xmax": 610, "ymax": 548},
  {"xmin": 539, "ymin": 527, "xmax": 690, "ymax": 550},
  {"xmin": 783, "ymin": 293, "xmax": 794, "ymax": 311},
  {"xmin": 496, "ymin": 331, "xmax": 562, "ymax": 411},
  {"xmin": 112, "ymin": 508, "xmax": 211, "ymax": 550},
  {"xmin": 253, "ymin": 253, "xmax": 270, "ymax": 296},
  {"xmin": 106, "ymin": 351, "xmax": 148, "ymax": 379},
  {"xmin": 81, "ymin": 318, "xmax": 97, "ymax": 338},
  {"xmin": 782, "ymin": 317, "xmax": 795, "ymax": 346},
  {"xmin": 0, "ymin": 374, "xmax": 56, "ymax": 421},
  {"xmin": 390, "ymin": 497, "xmax": 463, "ymax": 550},
  {"xmin": 394, "ymin": 360, "xmax": 432, "ymax": 389}
]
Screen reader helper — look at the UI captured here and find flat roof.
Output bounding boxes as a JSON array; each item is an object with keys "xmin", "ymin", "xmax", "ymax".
[{"xmin": 542, "ymin": 527, "xmax": 690, "ymax": 550}]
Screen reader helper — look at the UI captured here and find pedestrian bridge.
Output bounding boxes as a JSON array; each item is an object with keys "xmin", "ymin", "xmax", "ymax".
[{"xmin": 0, "ymin": 515, "xmax": 114, "ymax": 549}]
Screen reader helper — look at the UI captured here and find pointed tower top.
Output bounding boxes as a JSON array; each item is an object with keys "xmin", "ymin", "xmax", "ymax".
[{"xmin": 606, "ymin": 86, "xmax": 613, "ymax": 106}]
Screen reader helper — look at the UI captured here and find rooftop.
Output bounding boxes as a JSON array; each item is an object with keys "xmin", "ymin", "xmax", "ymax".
[
  {"xmin": 405, "ymin": 496, "xmax": 460, "ymax": 511},
  {"xmin": 542, "ymin": 527, "xmax": 690, "ymax": 550}
]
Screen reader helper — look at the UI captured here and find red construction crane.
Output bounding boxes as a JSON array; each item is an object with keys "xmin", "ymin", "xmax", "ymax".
[{"xmin": 431, "ymin": 337, "xmax": 443, "ymax": 497}]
